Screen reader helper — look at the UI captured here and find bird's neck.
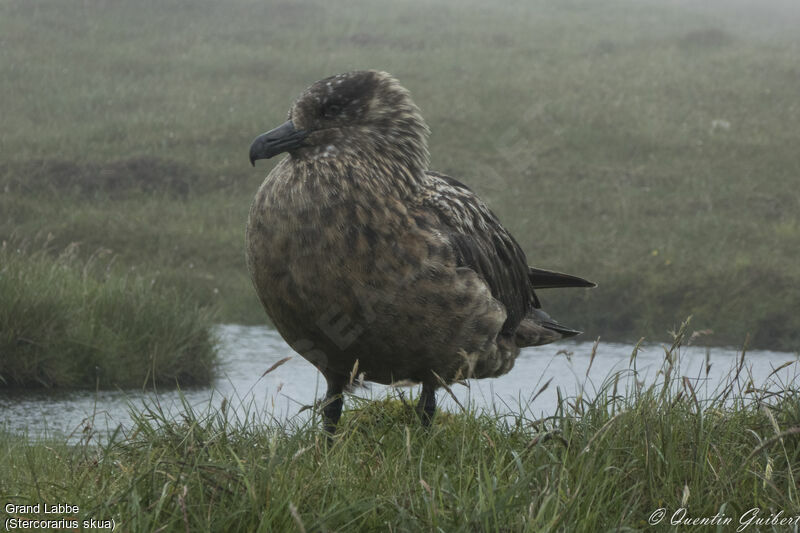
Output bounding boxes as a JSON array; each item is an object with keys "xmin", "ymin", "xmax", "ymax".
[{"xmin": 287, "ymin": 152, "xmax": 426, "ymax": 204}]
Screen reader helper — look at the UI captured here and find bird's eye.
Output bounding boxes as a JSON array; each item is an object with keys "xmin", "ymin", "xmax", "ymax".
[{"xmin": 323, "ymin": 103, "xmax": 343, "ymax": 118}]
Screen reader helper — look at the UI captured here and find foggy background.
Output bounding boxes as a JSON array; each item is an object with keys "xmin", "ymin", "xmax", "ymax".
[{"xmin": 2, "ymin": 0, "xmax": 799, "ymax": 350}]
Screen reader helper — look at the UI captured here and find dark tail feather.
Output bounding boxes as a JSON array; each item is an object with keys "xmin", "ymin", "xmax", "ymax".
[
  {"xmin": 529, "ymin": 267, "xmax": 596, "ymax": 289},
  {"xmin": 541, "ymin": 320, "xmax": 581, "ymax": 338},
  {"xmin": 515, "ymin": 309, "xmax": 583, "ymax": 347}
]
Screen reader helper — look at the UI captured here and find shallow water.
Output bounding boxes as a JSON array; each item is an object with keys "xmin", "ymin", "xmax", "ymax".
[{"xmin": 1, "ymin": 325, "xmax": 798, "ymax": 442}]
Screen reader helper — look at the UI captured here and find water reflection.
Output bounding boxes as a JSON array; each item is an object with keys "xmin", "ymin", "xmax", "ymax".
[{"xmin": 1, "ymin": 325, "xmax": 797, "ymax": 442}]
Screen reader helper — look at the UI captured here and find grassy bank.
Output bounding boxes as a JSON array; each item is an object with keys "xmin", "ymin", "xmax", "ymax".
[
  {"xmin": 1, "ymin": 326, "xmax": 798, "ymax": 531},
  {"xmin": 1, "ymin": 0, "xmax": 799, "ymax": 349},
  {"xmin": 0, "ymin": 243, "xmax": 217, "ymax": 388}
]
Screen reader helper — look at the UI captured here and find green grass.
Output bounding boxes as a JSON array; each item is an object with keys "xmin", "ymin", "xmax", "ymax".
[
  {"xmin": 0, "ymin": 242, "xmax": 218, "ymax": 388},
  {"xmin": 1, "ymin": 324, "xmax": 798, "ymax": 531},
  {"xmin": 1, "ymin": 0, "xmax": 800, "ymax": 349}
]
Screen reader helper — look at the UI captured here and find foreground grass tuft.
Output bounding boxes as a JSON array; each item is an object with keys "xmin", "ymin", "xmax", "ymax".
[
  {"xmin": 1, "ymin": 325, "xmax": 798, "ymax": 531},
  {"xmin": 0, "ymin": 243, "xmax": 218, "ymax": 388}
]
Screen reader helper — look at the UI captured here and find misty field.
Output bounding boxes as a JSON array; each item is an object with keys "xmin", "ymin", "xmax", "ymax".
[{"xmin": 1, "ymin": 0, "xmax": 799, "ymax": 352}]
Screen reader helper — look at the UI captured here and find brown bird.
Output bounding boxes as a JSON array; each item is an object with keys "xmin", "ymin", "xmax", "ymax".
[{"xmin": 247, "ymin": 70, "xmax": 594, "ymax": 433}]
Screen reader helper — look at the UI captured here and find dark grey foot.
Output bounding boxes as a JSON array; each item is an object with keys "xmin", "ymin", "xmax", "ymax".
[
  {"xmin": 322, "ymin": 380, "xmax": 344, "ymax": 438},
  {"xmin": 416, "ymin": 383, "xmax": 436, "ymax": 427}
]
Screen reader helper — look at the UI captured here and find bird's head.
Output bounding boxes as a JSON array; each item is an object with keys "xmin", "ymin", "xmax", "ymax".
[{"xmin": 249, "ymin": 70, "xmax": 430, "ymax": 173}]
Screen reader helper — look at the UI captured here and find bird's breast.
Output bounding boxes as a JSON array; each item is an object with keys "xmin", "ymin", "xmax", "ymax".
[{"xmin": 245, "ymin": 163, "xmax": 426, "ymax": 336}]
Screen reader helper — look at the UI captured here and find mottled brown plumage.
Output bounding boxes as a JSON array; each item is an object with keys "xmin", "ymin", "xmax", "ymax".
[{"xmin": 246, "ymin": 70, "xmax": 594, "ymax": 432}]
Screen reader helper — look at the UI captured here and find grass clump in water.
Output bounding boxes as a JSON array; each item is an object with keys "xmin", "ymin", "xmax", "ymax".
[
  {"xmin": 0, "ymin": 242, "xmax": 217, "ymax": 389},
  {"xmin": 1, "ymin": 322, "xmax": 798, "ymax": 531}
]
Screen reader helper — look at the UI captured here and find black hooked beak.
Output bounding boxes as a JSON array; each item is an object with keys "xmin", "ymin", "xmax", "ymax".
[{"xmin": 249, "ymin": 120, "xmax": 309, "ymax": 166}]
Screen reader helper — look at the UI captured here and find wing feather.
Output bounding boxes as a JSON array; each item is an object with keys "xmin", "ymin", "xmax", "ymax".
[{"xmin": 418, "ymin": 171, "xmax": 536, "ymax": 334}]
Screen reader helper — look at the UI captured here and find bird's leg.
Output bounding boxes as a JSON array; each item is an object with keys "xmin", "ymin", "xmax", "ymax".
[
  {"xmin": 322, "ymin": 379, "xmax": 344, "ymax": 437},
  {"xmin": 416, "ymin": 382, "xmax": 437, "ymax": 427}
]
